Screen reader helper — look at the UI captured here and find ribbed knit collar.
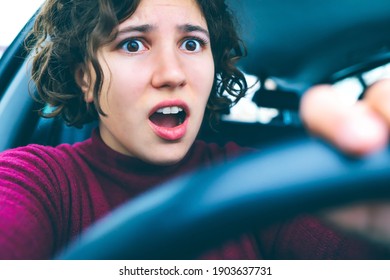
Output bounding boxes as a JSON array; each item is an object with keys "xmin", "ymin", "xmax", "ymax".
[{"xmin": 76, "ymin": 128, "xmax": 198, "ymax": 176}]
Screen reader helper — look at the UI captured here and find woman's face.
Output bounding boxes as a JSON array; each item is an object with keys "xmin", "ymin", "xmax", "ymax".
[{"xmin": 83, "ymin": 0, "xmax": 214, "ymax": 165}]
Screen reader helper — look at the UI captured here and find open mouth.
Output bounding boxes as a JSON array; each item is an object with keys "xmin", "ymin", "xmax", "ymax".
[{"xmin": 149, "ymin": 106, "xmax": 187, "ymax": 128}]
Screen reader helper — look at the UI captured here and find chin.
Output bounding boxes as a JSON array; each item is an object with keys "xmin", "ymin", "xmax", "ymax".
[
  {"xmin": 142, "ymin": 139, "xmax": 193, "ymax": 166},
  {"xmin": 151, "ymin": 153, "xmax": 186, "ymax": 166},
  {"xmin": 149, "ymin": 147, "xmax": 188, "ymax": 166}
]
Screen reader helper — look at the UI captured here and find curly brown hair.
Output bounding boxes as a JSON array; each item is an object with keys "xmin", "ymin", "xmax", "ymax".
[{"xmin": 29, "ymin": 0, "xmax": 247, "ymax": 128}]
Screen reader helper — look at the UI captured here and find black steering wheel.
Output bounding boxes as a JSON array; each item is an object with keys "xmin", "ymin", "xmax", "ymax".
[
  {"xmin": 57, "ymin": 0, "xmax": 390, "ymax": 259},
  {"xmin": 58, "ymin": 138, "xmax": 390, "ymax": 259}
]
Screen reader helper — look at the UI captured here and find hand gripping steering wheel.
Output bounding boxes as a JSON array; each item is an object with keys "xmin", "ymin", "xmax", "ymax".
[{"xmin": 57, "ymin": 138, "xmax": 390, "ymax": 259}]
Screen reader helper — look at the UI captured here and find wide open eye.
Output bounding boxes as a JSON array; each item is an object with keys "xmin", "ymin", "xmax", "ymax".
[
  {"xmin": 180, "ymin": 38, "xmax": 204, "ymax": 53},
  {"xmin": 121, "ymin": 39, "xmax": 147, "ymax": 53}
]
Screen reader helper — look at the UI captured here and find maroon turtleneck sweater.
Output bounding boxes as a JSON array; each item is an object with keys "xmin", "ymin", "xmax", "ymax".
[{"xmin": 0, "ymin": 130, "xmax": 387, "ymax": 259}]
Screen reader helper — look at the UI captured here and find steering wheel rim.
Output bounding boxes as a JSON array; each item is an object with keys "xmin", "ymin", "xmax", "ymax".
[{"xmin": 57, "ymin": 137, "xmax": 390, "ymax": 259}]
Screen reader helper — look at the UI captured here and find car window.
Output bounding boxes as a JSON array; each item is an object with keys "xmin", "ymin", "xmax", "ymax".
[{"xmin": 0, "ymin": 0, "xmax": 44, "ymax": 59}]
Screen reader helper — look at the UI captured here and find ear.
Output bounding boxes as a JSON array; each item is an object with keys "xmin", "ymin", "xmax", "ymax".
[{"xmin": 75, "ymin": 65, "xmax": 94, "ymax": 103}]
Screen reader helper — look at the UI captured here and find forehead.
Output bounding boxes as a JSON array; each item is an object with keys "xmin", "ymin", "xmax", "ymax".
[{"xmin": 127, "ymin": 0, "xmax": 207, "ymax": 28}]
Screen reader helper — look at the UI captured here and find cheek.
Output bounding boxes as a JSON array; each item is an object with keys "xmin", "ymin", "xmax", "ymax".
[
  {"xmin": 100, "ymin": 71, "xmax": 146, "ymax": 113},
  {"xmin": 193, "ymin": 57, "xmax": 215, "ymax": 100}
]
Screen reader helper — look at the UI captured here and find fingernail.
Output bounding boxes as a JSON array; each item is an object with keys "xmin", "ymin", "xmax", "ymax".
[{"xmin": 336, "ymin": 113, "xmax": 388, "ymax": 155}]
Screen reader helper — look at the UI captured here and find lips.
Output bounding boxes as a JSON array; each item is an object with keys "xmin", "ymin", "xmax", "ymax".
[{"xmin": 148, "ymin": 100, "xmax": 189, "ymax": 141}]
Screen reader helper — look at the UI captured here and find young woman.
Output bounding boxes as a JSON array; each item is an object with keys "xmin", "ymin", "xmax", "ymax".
[{"xmin": 0, "ymin": 0, "xmax": 389, "ymax": 259}]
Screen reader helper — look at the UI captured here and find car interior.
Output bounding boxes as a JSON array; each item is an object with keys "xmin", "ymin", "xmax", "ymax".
[{"xmin": 1, "ymin": 0, "xmax": 390, "ymax": 259}]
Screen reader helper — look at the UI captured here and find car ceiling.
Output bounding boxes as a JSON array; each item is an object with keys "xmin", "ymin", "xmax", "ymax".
[{"xmin": 228, "ymin": 0, "xmax": 390, "ymax": 93}]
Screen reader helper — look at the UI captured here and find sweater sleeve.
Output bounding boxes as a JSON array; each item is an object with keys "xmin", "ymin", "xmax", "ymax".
[{"xmin": 0, "ymin": 146, "xmax": 69, "ymax": 259}]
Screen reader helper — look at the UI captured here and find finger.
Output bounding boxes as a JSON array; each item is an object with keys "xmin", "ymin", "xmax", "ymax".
[
  {"xmin": 365, "ymin": 79, "xmax": 390, "ymax": 124},
  {"xmin": 300, "ymin": 85, "xmax": 388, "ymax": 155},
  {"xmin": 321, "ymin": 202, "xmax": 390, "ymax": 247}
]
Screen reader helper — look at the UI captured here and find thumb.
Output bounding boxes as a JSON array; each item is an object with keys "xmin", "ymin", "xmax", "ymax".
[{"xmin": 300, "ymin": 85, "xmax": 388, "ymax": 155}]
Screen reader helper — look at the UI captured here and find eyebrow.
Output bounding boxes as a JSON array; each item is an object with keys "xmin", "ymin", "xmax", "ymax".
[
  {"xmin": 117, "ymin": 23, "xmax": 210, "ymax": 38},
  {"xmin": 117, "ymin": 24, "xmax": 154, "ymax": 35},
  {"xmin": 179, "ymin": 24, "xmax": 210, "ymax": 38}
]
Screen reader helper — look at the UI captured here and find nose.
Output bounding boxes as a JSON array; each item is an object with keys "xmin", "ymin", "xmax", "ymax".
[{"xmin": 151, "ymin": 46, "xmax": 187, "ymax": 89}]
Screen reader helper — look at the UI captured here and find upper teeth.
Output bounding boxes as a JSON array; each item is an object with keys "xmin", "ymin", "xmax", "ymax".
[{"xmin": 156, "ymin": 106, "xmax": 183, "ymax": 114}]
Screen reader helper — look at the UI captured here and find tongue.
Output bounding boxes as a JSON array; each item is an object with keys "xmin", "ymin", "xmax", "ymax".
[{"xmin": 150, "ymin": 113, "xmax": 179, "ymax": 128}]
